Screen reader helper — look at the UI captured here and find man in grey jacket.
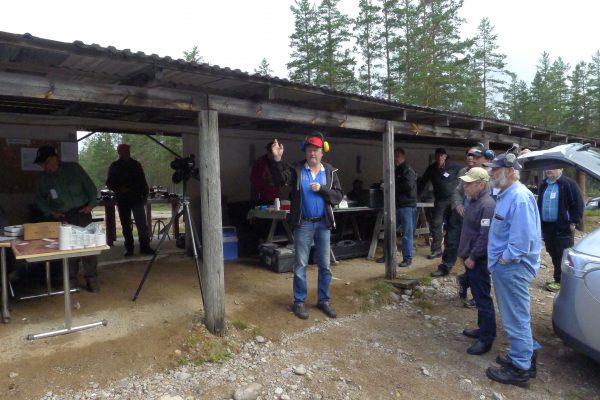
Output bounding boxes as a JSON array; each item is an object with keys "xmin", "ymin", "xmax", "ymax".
[
  {"xmin": 457, "ymin": 167, "xmax": 496, "ymax": 356},
  {"xmin": 270, "ymin": 133, "xmax": 344, "ymax": 320}
]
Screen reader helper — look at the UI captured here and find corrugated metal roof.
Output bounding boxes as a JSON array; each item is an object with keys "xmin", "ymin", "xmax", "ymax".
[{"xmin": 0, "ymin": 30, "xmax": 596, "ymax": 147}]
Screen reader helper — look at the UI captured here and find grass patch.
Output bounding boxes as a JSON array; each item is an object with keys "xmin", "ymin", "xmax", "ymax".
[
  {"xmin": 413, "ymin": 299, "xmax": 434, "ymax": 310},
  {"xmin": 563, "ymin": 389, "xmax": 588, "ymax": 400},
  {"xmin": 419, "ymin": 276, "xmax": 433, "ymax": 286},
  {"xmin": 355, "ymin": 281, "xmax": 396, "ymax": 312},
  {"xmin": 584, "ymin": 209, "xmax": 600, "ymax": 217},
  {"xmin": 231, "ymin": 319, "xmax": 249, "ymax": 330},
  {"xmin": 179, "ymin": 327, "xmax": 233, "ymax": 366}
]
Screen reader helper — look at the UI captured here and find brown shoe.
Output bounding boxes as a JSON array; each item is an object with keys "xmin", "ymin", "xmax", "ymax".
[{"xmin": 86, "ymin": 277, "xmax": 100, "ymax": 293}]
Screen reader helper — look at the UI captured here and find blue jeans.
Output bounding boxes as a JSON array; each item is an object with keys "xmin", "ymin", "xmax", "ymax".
[
  {"xmin": 466, "ymin": 259, "xmax": 496, "ymax": 344},
  {"xmin": 492, "ymin": 263, "xmax": 542, "ymax": 370},
  {"xmin": 396, "ymin": 207, "xmax": 416, "ymax": 261},
  {"xmin": 293, "ymin": 220, "xmax": 332, "ymax": 305}
]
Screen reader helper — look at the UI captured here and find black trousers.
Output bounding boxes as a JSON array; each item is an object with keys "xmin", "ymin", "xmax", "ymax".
[
  {"xmin": 63, "ymin": 208, "xmax": 98, "ymax": 280},
  {"xmin": 542, "ymin": 222, "xmax": 574, "ymax": 283},
  {"xmin": 466, "ymin": 258, "xmax": 496, "ymax": 344},
  {"xmin": 441, "ymin": 209, "xmax": 462, "ymax": 271},
  {"xmin": 430, "ymin": 197, "xmax": 452, "ymax": 254},
  {"xmin": 117, "ymin": 200, "xmax": 151, "ymax": 251}
]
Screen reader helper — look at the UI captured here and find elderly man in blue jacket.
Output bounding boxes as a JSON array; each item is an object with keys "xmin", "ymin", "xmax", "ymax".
[{"xmin": 483, "ymin": 153, "xmax": 542, "ymax": 388}]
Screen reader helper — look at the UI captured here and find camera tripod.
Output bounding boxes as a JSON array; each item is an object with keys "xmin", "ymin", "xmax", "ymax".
[{"xmin": 132, "ymin": 198, "xmax": 204, "ymax": 305}]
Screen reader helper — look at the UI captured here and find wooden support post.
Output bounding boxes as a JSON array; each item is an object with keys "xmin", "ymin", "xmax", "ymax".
[
  {"xmin": 199, "ymin": 110, "xmax": 225, "ymax": 335},
  {"xmin": 383, "ymin": 121, "xmax": 397, "ymax": 279}
]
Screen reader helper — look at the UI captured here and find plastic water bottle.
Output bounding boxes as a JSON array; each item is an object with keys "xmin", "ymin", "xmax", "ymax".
[{"xmin": 274, "ymin": 198, "xmax": 281, "ymax": 211}]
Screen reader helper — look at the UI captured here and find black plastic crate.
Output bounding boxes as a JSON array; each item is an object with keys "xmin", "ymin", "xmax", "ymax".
[
  {"xmin": 331, "ymin": 239, "xmax": 370, "ymax": 260},
  {"xmin": 259, "ymin": 244, "xmax": 295, "ymax": 273}
]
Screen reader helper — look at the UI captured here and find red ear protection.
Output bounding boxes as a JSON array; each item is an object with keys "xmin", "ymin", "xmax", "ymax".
[{"xmin": 301, "ymin": 132, "xmax": 330, "ymax": 153}]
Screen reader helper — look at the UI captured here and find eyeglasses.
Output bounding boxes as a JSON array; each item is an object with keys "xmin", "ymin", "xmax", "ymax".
[{"xmin": 467, "ymin": 153, "xmax": 483, "ymax": 158}]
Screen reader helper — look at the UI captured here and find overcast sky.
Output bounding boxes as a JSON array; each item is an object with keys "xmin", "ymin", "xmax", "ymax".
[{"xmin": 2, "ymin": 0, "xmax": 599, "ymax": 85}]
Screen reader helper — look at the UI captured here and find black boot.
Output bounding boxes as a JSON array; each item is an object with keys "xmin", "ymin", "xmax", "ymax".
[
  {"xmin": 486, "ymin": 364, "xmax": 530, "ymax": 388},
  {"xmin": 496, "ymin": 350, "xmax": 538, "ymax": 378}
]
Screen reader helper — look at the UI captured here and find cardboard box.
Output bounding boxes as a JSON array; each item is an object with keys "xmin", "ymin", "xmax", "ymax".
[{"xmin": 23, "ymin": 222, "xmax": 61, "ymax": 240}]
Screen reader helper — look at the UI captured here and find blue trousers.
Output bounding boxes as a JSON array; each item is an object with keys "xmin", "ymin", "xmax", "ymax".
[
  {"xmin": 492, "ymin": 263, "xmax": 542, "ymax": 369},
  {"xmin": 396, "ymin": 207, "xmax": 416, "ymax": 261},
  {"xmin": 293, "ymin": 220, "xmax": 331, "ymax": 305},
  {"xmin": 466, "ymin": 259, "xmax": 496, "ymax": 344}
]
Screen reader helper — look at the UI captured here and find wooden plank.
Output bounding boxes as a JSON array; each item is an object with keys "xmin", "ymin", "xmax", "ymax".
[
  {"xmin": 383, "ymin": 121, "xmax": 397, "ymax": 279},
  {"xmin": 208, "ymin": 94, "xmax": 386, "ymax": 132},
  {"xmin": 0, "ymin": 112, "xmax": 198, "ymax": 135},
  {"xmin": 199, "ymin": 110, "xmax": 225, "ymax": 336},
  {"xmin": 0, "ymin": 71, "xmax": 207, "ymax": 112}
]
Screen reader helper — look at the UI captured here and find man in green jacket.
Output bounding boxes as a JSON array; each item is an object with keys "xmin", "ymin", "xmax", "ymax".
[{"xmin": 33, "ymin": 145, "xmax": 100, "ymax": 292}]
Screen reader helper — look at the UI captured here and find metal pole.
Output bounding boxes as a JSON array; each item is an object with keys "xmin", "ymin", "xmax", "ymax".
[
  {"xmin": 1, "ymin": 247, "xmax": 10, "ymax": 323},
  {"xmin": 63, "ymin": 258, "xmax": 72, "ymax": 329}
]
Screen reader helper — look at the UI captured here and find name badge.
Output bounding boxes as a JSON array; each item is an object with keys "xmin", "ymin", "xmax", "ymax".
[
  {"xmin": 481, "ymin": 219, "xmax": 490, "ymax": 227},
  {"xmin": 550, "ymin": 192, "xmax": 557, "ymax": 199},
  {"xmin": 50, "ymin": 189, "xmax": 58, "ymax": 200},
  {"xmin": 443, "ymin": 172, "xmax": 450, "ymax": 178}
]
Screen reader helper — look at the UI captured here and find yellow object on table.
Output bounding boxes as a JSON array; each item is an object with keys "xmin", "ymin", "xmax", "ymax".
[{"xmin": 23, "ymin": 222, "xmax": 61, "ymax": 240}]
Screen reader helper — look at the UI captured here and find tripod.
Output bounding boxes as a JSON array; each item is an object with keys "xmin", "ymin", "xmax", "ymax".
[{"xmin": 132, "ymin": 198, "xmax": 204, "ymax": 304}]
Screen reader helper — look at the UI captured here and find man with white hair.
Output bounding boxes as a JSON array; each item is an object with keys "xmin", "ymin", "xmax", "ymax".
[{"xmin": 483, "ymin": 153, "xmax": 542, "ymax": 388}]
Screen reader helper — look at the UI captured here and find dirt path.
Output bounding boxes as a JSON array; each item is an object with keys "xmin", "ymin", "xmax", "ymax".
[{"xmin": 1, "ymin": 245, "xmax": 599, "ymax": 399}]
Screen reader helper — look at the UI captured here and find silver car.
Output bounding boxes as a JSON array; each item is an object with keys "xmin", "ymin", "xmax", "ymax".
[{"xmin": 519, "ymin": 143, "xmax": 600, "ymax": 363}]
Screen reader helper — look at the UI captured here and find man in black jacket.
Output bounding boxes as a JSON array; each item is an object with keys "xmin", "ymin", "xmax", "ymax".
[
  {"xmin": 270, "ymin": 134, "xmax": 344, "ymax": 320},
  {"xmin": 417, "ymin": 148, "xmax": 463, "ymax": 276},
  {"xmin": 106, "ymin": 144, "xmax": 155, "ymax": 257},
  {"xmin": 538, "ymin": 168, "xmax": 584, "ymax": 292},
  {"xmin": 377, "ymin": 147, "xmax": 417, "ymax": 267}
]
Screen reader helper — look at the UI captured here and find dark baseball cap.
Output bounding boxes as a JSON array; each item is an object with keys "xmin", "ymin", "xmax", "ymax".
[
  {"xmin": 483, "ymin": 154, "xmax": 522, "ymax": 170},
  {"xmin": 34, "ymin": 145, "xmax": 58, "ymax": 164}
]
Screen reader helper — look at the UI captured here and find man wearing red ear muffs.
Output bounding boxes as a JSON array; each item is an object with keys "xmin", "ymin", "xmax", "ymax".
[{"xmin": 270, "ymin": 133, "xmax": 343, "ymax": 320}]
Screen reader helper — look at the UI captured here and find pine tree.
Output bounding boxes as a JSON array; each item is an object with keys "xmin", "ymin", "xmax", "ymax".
[
  {"xmin": 355, "ymin": 0, "xmax": 383, "ymax": 96},
  {"xmin": 497, "ymin": 74, "xmax": 530, "ymax": 123},
  {"xmin": 529, "ymin": 53, "xmax": 571, "ymax": 130},
  {"xmin": 393, "ymin": 0, "xmax": 420, "ymax": 102},
  {"xmin": 548, "ymin": 57, "xmax": 570, "ymax": 130},
  {"xmin": 411, "ymin": 0, "xmax": 472, "ymax": 108},
  {"xmin": 565, "ymin": 61, "xmax": 590, "ymax": 135},
  {"xmin": 376, "ymin": 0, "xmax": 399, "ymax": 100},
  {"xmin": 315, "ymin": 0, "xmax": 357, "ymax": 91},
  {"xmin": 254, "ymin": 58, "xmax": 273, "ymax": 76},
  {"xmin": 587, "ymin": 51, "xmax": 600, "ymax": 137},
  {"xmin": 466, "ymin": 17, "xmax": 509, "ymax": 117},
  {"xmin": 287, "ymin": 0, "xmax": 321, "ymax": 85},
  {"xmin": 529, "ymin": 52, "xmax": 554, "ymax": 127}
]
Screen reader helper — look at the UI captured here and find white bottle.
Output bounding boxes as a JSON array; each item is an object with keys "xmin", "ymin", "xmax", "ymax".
[{"xmin": 274, "ymin": 198, "xmax": 281, "ymax": 210}]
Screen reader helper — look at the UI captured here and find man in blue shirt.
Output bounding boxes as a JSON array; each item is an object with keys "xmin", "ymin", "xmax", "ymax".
[
  {"xmin": 537, "ymin": 168, "xmax": 584, "ymax": 292},
  {"xmin": 483, "ymin": 153, "xmax": 542, "ymax": 388},
  {"xmin": 270, "ymin": 133, "xmax": 343, "ymax": 320}
]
